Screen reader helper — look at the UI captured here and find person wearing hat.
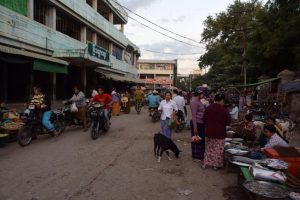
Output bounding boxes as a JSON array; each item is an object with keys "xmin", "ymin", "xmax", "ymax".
[
  {"xmin": 203, "ymin": 93, "xmax": 231, "ymax": 170},
  {"xmin": 190, "ymin": 89, "xmax": 206, "ymax": 161},
  {"xmin": 147, "ymin": 90, "xmax": 161, "ymax": 113}
]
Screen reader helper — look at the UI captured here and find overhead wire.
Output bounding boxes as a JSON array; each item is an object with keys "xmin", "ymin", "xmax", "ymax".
[
  {"xmin": 127, "ymin": 16, "xmax": 205, "ymax": 49},
  {"xmin": 110, "ymin": 0, "xmax": 202, "ymax": 44},
  {"xmin": 141, "ymin": 49, "xmax": 201, "ymax": 56}
]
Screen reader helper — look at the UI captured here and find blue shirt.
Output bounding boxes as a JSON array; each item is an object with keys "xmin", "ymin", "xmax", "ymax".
[{"xmin": 148, "ymin": 94, "xmax": 160, "ymax": 108}]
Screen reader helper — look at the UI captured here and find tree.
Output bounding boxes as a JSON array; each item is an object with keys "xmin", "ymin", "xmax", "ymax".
[{"xmin": 198, "ymin": 0, "xmax": 300, "ymax": 88}]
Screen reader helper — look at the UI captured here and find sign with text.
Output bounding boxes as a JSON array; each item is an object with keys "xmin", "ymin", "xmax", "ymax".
[
  {"xmin": 144, "ymin": 78, "xmax": 172, "ymax": 85},
  {"xmin": 87, "ymin": 42, "xmax": 109, "ymax": 62}
]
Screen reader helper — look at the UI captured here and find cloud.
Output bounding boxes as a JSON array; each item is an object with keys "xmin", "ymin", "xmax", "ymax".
[
  {"xmin": 173, "ymin": 16, "xmax": 186, "ymax": 23},
  {"xmin": 118, "ymin": 0, "xmax": 159, "ymax": 11}
]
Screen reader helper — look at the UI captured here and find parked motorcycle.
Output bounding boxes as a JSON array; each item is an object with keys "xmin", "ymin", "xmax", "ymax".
[
  {"xmin": 88, "ymin": 103, "xmax": 111, "ymax": 140},
  {"xmin": 175, "ymin": 111, "xmax": 185, "ymax": 133},
  {"xmin": 149, "ymin": 107, "xmax": 160, "ymax": 123},
  {"xmin": 60, "ymin": 100, "xmax": 90, "ymax": 131},
  {"xmin": 17, "ymin": 104, "xmax": 64, "ymax": 146}
]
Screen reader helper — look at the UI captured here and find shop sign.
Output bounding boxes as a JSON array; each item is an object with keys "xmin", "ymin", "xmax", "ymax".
[
  {"xmin": 88, "ymin": 42, "xmax": 109, "ymax": 62},
  {"xmin": 144, "ymin": 78, "xmax": 172, "ymax": 84}
]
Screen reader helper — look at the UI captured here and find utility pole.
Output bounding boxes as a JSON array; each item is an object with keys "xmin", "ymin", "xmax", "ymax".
[{"xmin": 242, "ymin": 24, "xmax": 247, "ymax": 85}]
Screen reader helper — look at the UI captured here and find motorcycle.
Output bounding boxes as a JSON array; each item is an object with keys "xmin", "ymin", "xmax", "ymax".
[
  {"xmin": 17, "ymin": 104, "xmax": 64, "ymax": 147},
  {"xmin": 88, "ymin": 103, "xmax": 111, "ymax": 140},
  {"xmin": 175, "ymin": 111, "xmax": 185, "ymax": 133},
  {"xmin": 60, "ymin": 100, "xmax": 91, "ymax": 131},
  {"xmin": 149, "ymin": 107, "xmax": 160, "ymax": 123}
]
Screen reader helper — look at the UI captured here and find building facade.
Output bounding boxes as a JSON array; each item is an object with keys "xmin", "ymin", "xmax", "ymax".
[
  {"xmin": 137, "ymin": 59, "xmax": 178, "ymax": 90},
  {"xmin": 0, "ymin": 0, "xmax": 141, "ymax": 102}
]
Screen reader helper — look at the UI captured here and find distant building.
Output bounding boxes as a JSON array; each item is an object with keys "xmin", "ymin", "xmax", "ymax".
[
  {"xmin": 137, "ymin": 59, "xmax": 178, "ymax": 89},
  {"xmin": 0, "ymin": 0, "xmax": 141, "ymax": 102}
]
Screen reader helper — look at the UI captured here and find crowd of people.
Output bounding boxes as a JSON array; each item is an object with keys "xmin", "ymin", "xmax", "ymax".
[{"xmin": 0, "ymin": 85, "xmax": 292, "ymax": 169}]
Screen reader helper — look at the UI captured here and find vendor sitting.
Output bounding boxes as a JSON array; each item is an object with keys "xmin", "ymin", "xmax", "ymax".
[
  {"xmin": 231, "ymin": 113, "xmax": 256, "ymax": 141},
  {"xmin": 261, "ymin": 124, "xmax": 289, "ymax": 151}
]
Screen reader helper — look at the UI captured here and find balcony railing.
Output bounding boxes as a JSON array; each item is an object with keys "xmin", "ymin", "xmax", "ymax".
[{"xmin": 56, "ymin": 0, "xmax": 136, "ymax": 49}]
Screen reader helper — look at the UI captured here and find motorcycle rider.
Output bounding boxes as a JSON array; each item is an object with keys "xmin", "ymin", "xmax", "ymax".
[
  {"xmin": 173, "ymin": 90, "xmax": 186, "ymax": 123},
  {"xmin": 30, "ymin": 85, "xmax": 60, "ymax": 137},
  {"xmin": 69, "ymin": 86, "xmax": 88, "ymax": 132},
  {"xmin": 91, "ymin": 87, "xmax": 112, "ymax": 121},
  {"xmin": 147, "ymin": 90, "xmax": 161, "ymax": 114}
]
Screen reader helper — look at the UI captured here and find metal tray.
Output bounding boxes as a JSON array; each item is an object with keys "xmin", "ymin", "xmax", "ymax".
[{"xmin": 243, "ymin": 180, "xmax": 289, "ymax": 199}]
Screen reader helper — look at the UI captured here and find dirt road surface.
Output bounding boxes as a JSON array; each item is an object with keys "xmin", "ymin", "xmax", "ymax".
[{"xmin": 0, "ymin": 108, "xmax": 237, "ymax": 200}]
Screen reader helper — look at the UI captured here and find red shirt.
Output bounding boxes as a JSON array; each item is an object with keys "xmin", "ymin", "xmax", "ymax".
[
  {"xmin": 203, "ymin": 103, "xmax": 231, "ymax": 139},
  {"xmin": 92, "ymin": 93, "xmax": 112, "ymax": 109}
]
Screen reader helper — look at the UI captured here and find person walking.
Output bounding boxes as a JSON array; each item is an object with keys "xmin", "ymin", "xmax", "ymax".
[
  {"xmin": 134, "ymin": 85, "xmax": 144, "ymax": 114},
  {"xmin": 190, "ymin": 90, "xmax": 206, "ymax": 161},
  {"xmin": 158, "ymin": 91, "xmax": 178, "ymax": 139},
  {"xmin": 203, "ymin": 93, "xmax": 230, "ymax": 170},
  {"xmin": 70, "ymin": 86, "xmax": 88, "ymax": 131},
  {"xmin": 111, "ymin": 90, "xmax": 120, "ymax": 116}
]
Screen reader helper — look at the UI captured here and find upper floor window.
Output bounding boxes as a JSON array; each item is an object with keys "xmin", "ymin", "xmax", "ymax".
[
  {"xmin": 86, "ymin": 0, "xmax": 93, "ymax": 7},
  {"xmin": 97, "ymin": 34, "xmax": 109, "ymax": 51},
  {"xmin": 87, "ymin": 29, "xmax": 93, "ymax": 43},
  {"xmin": 112, "ymin": 44, "xmax": 122, "ymax": 60},
  {"xmin": 34, "ymin": 0, "xmax": 50, "ymax": 25},
  {"xmin": 139, "ymin": 64, "xmax": 155, "ymax": 70},
  {"xmin": 56, "ymin": 10, "xmax": 81, "ymax": 41}
]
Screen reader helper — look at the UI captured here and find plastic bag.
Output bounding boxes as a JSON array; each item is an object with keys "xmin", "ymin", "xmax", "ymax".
[{"xmin": 70, "ymin": 103, "xmax": 78, "ymax": 113}]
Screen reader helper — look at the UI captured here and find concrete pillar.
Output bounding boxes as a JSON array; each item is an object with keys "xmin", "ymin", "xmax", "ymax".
[
  {"xmin": 27, "ymin": 0, "xmax": 34, "ymax": 19},
  {"xmin": 52, "ymin": 73, "xmax": 56, "ymax": 100},
  {"xmin": 46, "ymin": 7, "xmax": 56, "ymax": 30},
  {"xmin": 109, "ymin": 43, "xmax": 113, "ymax": 54},
  {"xmin": 81, "ymin": 67, "xmax": 87, "ymax": 93},
  {"xmin": 92, "ymin": 32, "xmax": 97, "ymax": 44},
  {"xmin": 122, "ymin": 49, "xmax": 125, "ymax": 61},
  {"xmin": 120, "ymin": 24, "xmax": 124, "ymax": 33},
  {"xmin": 92, "ymin": 0, "xmax": 97, "ymax": 10},
  {"xmin": 108, "ymin": 12, "xmax": 114, "ymax": 23},
  {"xmin": 81, "ymin": 26, "xmax": 87, "ymax": 44},
  {"xmin": 134, "ymin": 54, "xmax": 137, "ymax": 68}
]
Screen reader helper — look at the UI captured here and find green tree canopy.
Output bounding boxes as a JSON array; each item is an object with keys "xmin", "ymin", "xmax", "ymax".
[{"xmin": 197, "ymin": 0, "xmax": 300, "ymax": 89}]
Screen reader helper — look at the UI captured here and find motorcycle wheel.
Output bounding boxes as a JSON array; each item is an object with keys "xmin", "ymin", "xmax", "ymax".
[
  {"xmin": 90, "ymin": 121, "xmax": 101, "ymax": 140},
  {"xmin": 53, "ymin": 120, "xmax": 64, "ymax": 135},
  {"xmin": 152, "ymin": 114, "xmax": 159, "ymax": 123},
  {"xmin": 18, "ymin": 125, "xmax": 32, "ymax": 147},
  {"xmin": 175, "ymin": 123, "xmax": 184, "ymax": 133},
  {"xmin": 102, "ymin": 120, "xmax": 110, "ymax": 133}
]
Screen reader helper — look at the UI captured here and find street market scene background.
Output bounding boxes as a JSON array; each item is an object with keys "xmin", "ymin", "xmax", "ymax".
[{"xmin": 0, "ymin": 0, "xmax": 300, "ymax": 200}]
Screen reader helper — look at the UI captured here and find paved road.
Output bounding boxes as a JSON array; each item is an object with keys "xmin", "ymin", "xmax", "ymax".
[{"xmin": 0, "ymin": 108, "xmax": 236, "ymax": 200}]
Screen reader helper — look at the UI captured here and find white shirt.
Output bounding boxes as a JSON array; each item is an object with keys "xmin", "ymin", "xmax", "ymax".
[
  {"xmin": 158, "ymin": 99, "xmax": 178, "ymax": 120},
  {"xmin": 230, "ymin": 106, "xmax": 239, "ymax": 120},
  {"xmin": 265, "ymin": 133, "xmax": 289, "ymax": 148},
  {"xmin": 173, "ymin": 95, "xmax": 185, "ymax": 112}
]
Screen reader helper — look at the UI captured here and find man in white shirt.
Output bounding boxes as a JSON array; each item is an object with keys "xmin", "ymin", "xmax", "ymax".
[
  {"xmin": 261, "ymin": 124, "xmax": 289, "ymax": 151},
  {"xmin": 173, "ymin": 90, "xmax": 186, "ymax": 123},
  {"xmin": 229, "ymin": 103, "xmax": 239, "ymax": 121},
  {"xmin": 158, "ymin": 91, "xmax": 178, "ymax": 138}
]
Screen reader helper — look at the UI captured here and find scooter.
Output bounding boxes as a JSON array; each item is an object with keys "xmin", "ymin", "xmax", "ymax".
[
  {"xmin": 149, "ymin": 107, "xmax": 161, "ymax": 123},
  {"xmin": 18, "ymin": 104, "xmax": 64, "ymax": 147}
]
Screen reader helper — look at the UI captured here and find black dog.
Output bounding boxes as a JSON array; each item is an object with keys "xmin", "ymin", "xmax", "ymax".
[{"xmin": 154, "ymin": 132, "xmax": 181, "ymax": 162}]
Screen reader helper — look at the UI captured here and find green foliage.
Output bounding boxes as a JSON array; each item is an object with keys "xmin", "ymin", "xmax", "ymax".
[{"xmin": 198, "ymin": 0, "xmax": 300, "ymax": 88}]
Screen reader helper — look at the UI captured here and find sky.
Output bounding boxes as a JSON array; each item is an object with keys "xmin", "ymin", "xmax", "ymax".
[{"xmin": 118, "ymin": 0, "xmax": 235, "ymax": 74}]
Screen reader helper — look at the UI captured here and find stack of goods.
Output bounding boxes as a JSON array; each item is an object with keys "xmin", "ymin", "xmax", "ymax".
[{"xmin": 1, "ymin": 122, "xmax": 24, "ymax": 131}]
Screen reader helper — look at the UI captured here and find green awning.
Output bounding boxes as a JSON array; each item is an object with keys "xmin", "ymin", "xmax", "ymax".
[
  {"xmin": 237, "ymin": 77, "xmax": 280, "ymax": 88},
  {"xmin": 33, "ymin": 59, "xmax": 68, "ymax": 74}
]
